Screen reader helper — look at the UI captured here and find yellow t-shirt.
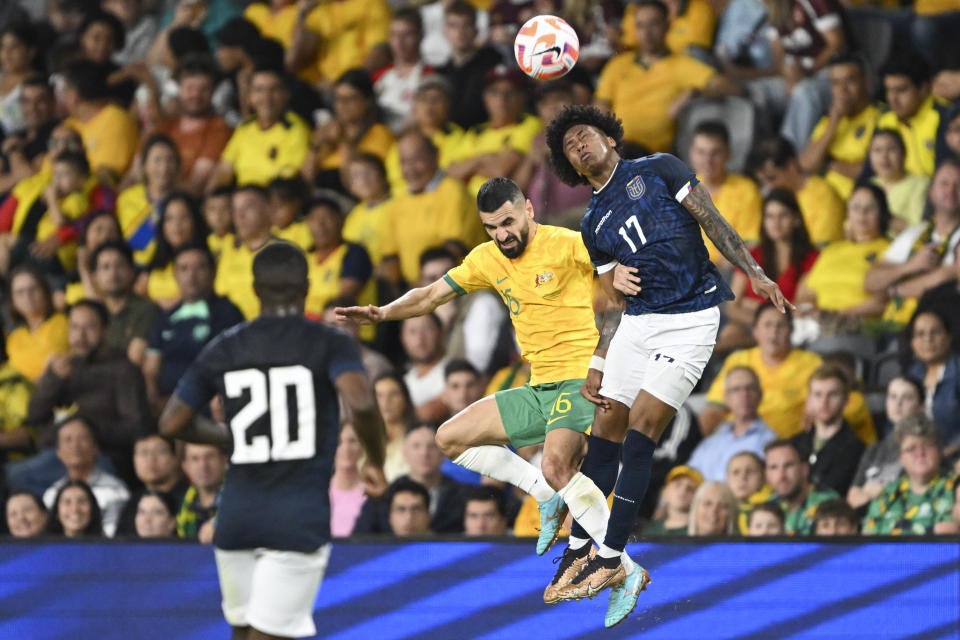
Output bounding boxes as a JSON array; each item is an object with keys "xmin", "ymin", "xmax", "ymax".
[
  {"xmin": 914, "ymin": 0, "xmax": 960, "ymax": 16},
  {"xmin": 6, "ymin": 313, "xmax": 69, "ymax": 382},
  {"xmin": 385, "ymin": 124, "xmax": 465, "ymax": 195},
  {"xmin": 221, "ymin": 112, "xmax": 310, "ymax": 187},
  {"xmin": 444, "ymin": 225, "xmax": 598, "ymax": 385},
  {"xmin": 622, "ymin": 0, "xmax": 717, "ymax": 53},
  {"xmin": 207, "ymin": 232, "xmax": 234, "ymax": 261},
  {"xmin": 343, "ymin": 198, "xmax": 391, "ymax": 265},
  {"xmin": 65, "ymin": 103, "xmax": 139, "ymax": 176},
  {"xmin": 797, "ymin": 176, "xmax": 846, "ymax": 246},
  {"xmin": 214, "ymin": 238, "xmax": 278, "ymax": 319},
  {"xmin": 147, "ymin": 263, "xmax": 180, "ymax": 305},
  {"xmin": 381, "ymin": 175, "xmax": 484, "ymax": 284},
  {"xmin": 809, "ymin": 104, "xmax": 880, "ymax": 200},
  {"xmin": 243, "ymin": 3, "xmax": 298, "ymax": 48},
  {"xmin": 804, "ymin": 237, "xmax": 890, "ymax": 312},
  {"xmin": 305, "ymin": 243, "xmax": 377, "ymax": 318},
  {"xmin": 449, "ymin": 115, "xmax": 543, "ymax": 197},
  {"xmin": 0, "ymin": 362, "xmax": 32, "ymax": 457},
  {"xmin": 845, "ymin": 390, "xmax": 877, "ymax": 445},
  {"xmin": 873, "ymin": 173, "xmax": 930, "ymax": 228},
  {"xmin": 274, "ymin": 220, "xmax": 312, "ymax": 252},
  {"xmin": 304, "ymin": 0, "xmax": 390, "ymax": 83},
  {"xmin": 116, "ymin": 183, "xmax": 157, "ymax": 267},
  {"xmin": 319, "ymin": 123, "xmax": 395, "ymax": 171},
  {"xmin": 876, "ymin": 95, "xmax": 945, "ymax": 177},
  {"xmin": 703, "ymin": 173, "xmax": 762, "ymax": 262},
  {"xmin": 596, "ymin": 52, "xmax": 714, "ymax": 152}
]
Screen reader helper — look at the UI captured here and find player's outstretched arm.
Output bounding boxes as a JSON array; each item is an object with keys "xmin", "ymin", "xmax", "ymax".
[
  {"xmin": 335, "ymin": 277, "xmax": 459, "ymax": 324},
  {"xmin": 159, "ymin": 396, "xmax": 231, "ymax": 447},
  {"xmin": 682, "ymin": 183, "xmax": 792, "ymax": 313}
]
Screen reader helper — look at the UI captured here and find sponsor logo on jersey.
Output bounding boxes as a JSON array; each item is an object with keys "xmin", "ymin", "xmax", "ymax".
[
  {"xmin": 594, "ymin": 209, "xmax": 612, "ymax": 234},
  {"xmin": 534, "ymin": 272, "xmax": 554, "ymax": 287},
  {"xmin": 626, "ymin": 175, "xmax": 645, "ymax": 200}
]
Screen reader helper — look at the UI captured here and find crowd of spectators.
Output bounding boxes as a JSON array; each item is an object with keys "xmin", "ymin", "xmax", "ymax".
[{"xmin": 0, "ymin": 0, "xmax": 959, "ymax": 543}]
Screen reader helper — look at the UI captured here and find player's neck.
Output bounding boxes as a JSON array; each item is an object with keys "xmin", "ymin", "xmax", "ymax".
[
  {"xmin": 261, "ymin": 303, "xmax": 305, "ymax": 317},
  {"xmin": 586, "ymin": 154, "xmax": 621, "ymax": 191}
]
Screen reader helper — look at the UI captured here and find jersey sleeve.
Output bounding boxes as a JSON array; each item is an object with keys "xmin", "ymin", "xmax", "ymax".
[
  {"xmin": 326, "ymin": 328, "xmax": 365, "ymax": 380},
  {"xmin": 579, "ymin": 214, "xmax": 617, "ymax": 274},
  {"xmin": 341, "ymin": 243, "xmax": 373, "ymax": 283},
  {"xmin": 570, "ymin": 232, "xmax": 596, "ymax": 275},
  {"xmin": 443, "ymin": 247, "xmax": 492, "ymax": 295},
  {"xmin": 173, "ymin": 337, "xmax": 225, "ymax": 411},
  {"xmin": 649, "ymin": 153, "xmax": 700, "ymax": 203}
]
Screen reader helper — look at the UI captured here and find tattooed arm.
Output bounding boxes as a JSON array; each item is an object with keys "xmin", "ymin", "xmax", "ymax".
[{"xmin": 682, "ymin": 183, "xmax": 791, "ymax": 312}]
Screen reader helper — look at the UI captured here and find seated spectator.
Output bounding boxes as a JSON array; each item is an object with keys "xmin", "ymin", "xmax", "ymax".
[
  {"xmin": 208, "ymin": 64, "xmax": 310, "ymax": 190},
  {"xmin": 133, "ymin": 491, "xmax": 178, "ymax": 538},
  {"xmin": 916, "ymin": 242, "xmax": 960, "ymax": 350},
  {"xmin": 790, "ymin": 365, "xmax": 865, "ymax": 496},
  {"xmin": 866, "ymin": 160, "xmax": 960, "ymax": 333},
  {"xmin": 748, "ymin": 136, "xmax": 845, "ymax": 247},
  {"xmin": 330, "ymin": 424, "xmax": 368, "ymax": 537},
  {"xmin": 62, "ymin": 210, "xmax": 123, "ymax": 308},
  {"xmin": 863, "ymin": 414, "xmax": 958, "ymax": 535},
  {"xmin": 812, "ymin": 498, "xmax": 858, "ymax": 535},
  {"xmin": 0, "ymin": 75, "xmax": 58, "ymax": 195},
  {"xmin": 5, "ymin": 491, "xmax": 48, "ymax": 538},
  {"xmin": 876, "ymin": 52, "xmax": 951, "ymax": 178},
  {"xmin": 764, "ymin": 439, "xmax": 839, "ymax": 535},
  {"xmin": 796, "ymin": 183, "xmax": 891, "ymax": 330},
  {"xmin": 798, "ymin": 54, "xmax": 879, "ymax": 201},
  {"xmin": 202, "ymin": 186, "xmax": 234, "ymax": 260},
  {"xmin": 688, "ymin": 121, "xmax": 763, "ymax": 266},
  {"xmin": 0, "ymin": 24, "xmax": 40, "ymax": 142},
  {"xmin": 139, "ymin": 193, "xmax": 210, "ymax": 309},
  {"xmin": 848, "ymin": 376, "xmax": 925, "ymax": 510},
  {"xmin": 102, "ymin": 0, "xmax": 159, "ymax": 66},
  {"xmin": 727, "ymin": 451, "xmax": 769, "ymax": 525},
  {"xmin": 595, "ymin": 0, "xmax": 738, "ymax": 154},
  {"xmin": 321, "ymin": 298, "xmax": 393, "ymax": 381},
  {"xmin": 144, "ymin": 244, "xmax": 243, "ymax": 413},
  {"xmin": 401, "ymin": 314, "xmax": 449, "ymax": 422},
  {"xmin": 746, "ymin": 503, "xmax": 784, "ymax": 536},
  {"xmin": 116, "ymin": 134, "xmax": 181, "ymax": 268},
  {"xmin": 687, "ymin": 481, "xmax": 738, "ymax": 536},
  {"xmin": 267, "ymin": 176, "xmax": 311, "ymax": 251},
  {"xmin": 303, "ymin": 197, "xmax": 376, "ymax": 319},
  {"xmin": 621, "ymin": 0, "xmax": 716, "ymax": 59},
  {"xmin": 90, "ymin": 241, "xmax": 160, "ymax": 366},
  {"xmin": 906, "ymin": 310, "xmax": 960, "ymax": 447},
  {"xmin": 176, "ymin": 443, "xmax": 227, "ymax": 542},
  {"xmin": 42, "ymin": 416, "xmax": 129, "ymax": 537},
  {"xmin": 115, "ymin": 434, "xmax": 189, "ymax": 536},
  {"xmin": 342, "ymin": 153, "xmax": 391, "ymax": 267},
  {"xmin": 688, "ymin": 366, "xmax": 776, "ymax": 481},
  {"xmin": 373, "ymin": 373, "xmax": 415, "ymax": 483},
  {"xmin": 19, "ymin": 300, "xmax": 153, "ymax": 489},
  {"xmin": 6, "ymin": 264, "xmax": 68, "ymax": 382},
  {"xmin": 446, "ymin": 65, "xmax": 541, "ymax": 198},
  {"xmin": 721, "ymin": 190, "xmax": 817, "ymax": 350},
  {"xmin": 463, "ymin": 485, "xmax": 508, "ymax": 536},
  {"xmin": 441, "ymin": 359, "xmax": 484, "ymax": 419},
  {"xmin": 373, "ymin": 7, "xmax": 433, "ymax": 132},
  {"xmin": 301, "ymin": 69, "xmax": 394, "ymax": 191},
  {"xmin": 381, "ymin": 130, "xmax": 481, "ymax": 285},
  {"xmin": 644, "ymin": 465, "xmax": 702, "ymax": 536},
  {"xmin": 386, "ymin": 477, "xmax": 432, "ymax": 537},
  {"xmin": 868, "ymin": 129, "xmax": 930, "ymax": 233},
  {"xmin": 46, "ymin": 479, "xmax": 103, "ymax": 538},
  {"xmin": 213, "ymin": 186, "xmax": 277, "ymax": 320}
]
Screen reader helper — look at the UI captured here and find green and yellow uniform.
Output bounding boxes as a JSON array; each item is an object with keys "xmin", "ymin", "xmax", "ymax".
[
  {"xmin": 769, "ymin": 485, "xmax": 839, "ymax": 535},
  {"xmin": 863, "ymin": 474, "xmax": 956, "ymax": 535},
  {"xmin": 443, "ymin": 225, "xmax": 598, "ymax": 447}
]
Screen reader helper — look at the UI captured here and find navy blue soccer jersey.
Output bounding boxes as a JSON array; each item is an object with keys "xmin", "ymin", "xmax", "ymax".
[
  {"xmin": 174, "ymin": 315, "xmax": 364, "ymax": 552},
  {"xmin": 580, "ymin": 154, "xmax": 734, "ymax": 315}
]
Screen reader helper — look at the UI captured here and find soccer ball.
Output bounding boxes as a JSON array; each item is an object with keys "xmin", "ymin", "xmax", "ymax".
[{"xmin": 513, "ymin": 15, "xmax": 579, "ymax": 81}]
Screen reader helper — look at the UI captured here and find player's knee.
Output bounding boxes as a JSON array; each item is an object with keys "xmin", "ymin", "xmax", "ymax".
[
  {"xmin": 435, "ymin": 422, "xmax": 465, "ymax": 459},
  {"xmin": 540, "ymin": 452, "xmax": 576, "ymax": 491}
]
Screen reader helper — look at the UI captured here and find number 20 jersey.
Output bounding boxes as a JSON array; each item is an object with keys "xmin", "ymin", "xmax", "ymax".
[
  {"xmin": 175, "ymin": 316, "xmax": 364, "ymax": 552},
  {"xmin": 580, "ymin": 154, "xmax": 734, "ymax": 316}
]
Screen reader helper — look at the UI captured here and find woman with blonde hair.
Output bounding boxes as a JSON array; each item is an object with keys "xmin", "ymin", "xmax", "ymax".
[{"xmin": 688, "ymin": 481, "xmax": 740, "ymax": 536}]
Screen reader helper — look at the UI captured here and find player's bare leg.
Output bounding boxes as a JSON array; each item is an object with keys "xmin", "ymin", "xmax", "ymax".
[{"xmin": 248, "ymin": 627, "xmax": 291, "ymax": 640}]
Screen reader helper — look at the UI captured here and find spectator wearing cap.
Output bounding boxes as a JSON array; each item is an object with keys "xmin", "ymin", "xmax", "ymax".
[
  {"xmin": 812, "ymin": 498, "xmax": 858, "ymax": 535},
  {"xmin": 446, "ymin": 65, "xmax": 542, "ymax": 198},
  {"xmin": 373, "ymin": 7, "xmax": 434, "ymax": 132},
  {"xmin": 688, "ymin": 366, "xmax": 776, "ymax": 482},
  {"xmin": 764, "ymin": 439, "xmax": 838, "ymax": 535},
  {"xmin": 436, "ymin": 1, "xmax": 505, "ymax": 130},
  {"xmin": 380, "ymin": 129, "xmax": 481, "ymax": 286},
  {"xmin": 511, "ymin": 81, "xmax": 592, "ymax": 228},
  {"xmin": 301, "ymin": 69, "xmax": 395, "ymax": 192},
  {"xmin": 863, "ymin": 414, "xmax": 958, "ymax": 535},
  {"xmin": 595, "ymin": 0, "xmax": 739, "ymax": 154},
  {"xmin": 342, "ymin": 153, "xmax": 392, "ymax": 267},
  {"xmin": 644, "ymin": 465, "xmax": 703, "ymax": 535},
  {"xmin": 384, "ymin": 74, "xmax": 464, "ymax": 195},
  {"xmin": 208, "ymin": 64, "xmax": 309, "ymax": 190},
  {"xmin": 0, "ymin": 75, "xmax": 58, "ymax": 194}
]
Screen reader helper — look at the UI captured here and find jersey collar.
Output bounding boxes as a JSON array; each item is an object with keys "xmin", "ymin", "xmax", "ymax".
[{"xmin": 593, "ymin": 159, "xmax": 621, "ymax": 195}]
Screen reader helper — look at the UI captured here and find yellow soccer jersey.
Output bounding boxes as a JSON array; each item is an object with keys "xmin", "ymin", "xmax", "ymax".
[
  {"xmin": 274, "ymin": 220, "xmax": 313, "ymax": 252},
  {"xmin": 876, "ymin": 95, "xmax": 945, "ymax": 177},
  {"xmin": 220, "ymin": 112, "xmax": 310, "ymax": 187},
  {"xmin": 450, "ymin": 114, "xmax": 543, "ymax": 197},
  {"xmin": 809, "ymin": 104, "xmax": 880, "ymax": 200},
  {"xmin": 443, "ymin": 225, "xmax": 598, "ymax": 385},
  {"xmin": 703, "ymin": 173, "xmax": 762, "ymax": 262},
  {"xmin": 343, "ymin": 198, "xmax": 390, "ymax": 265},
  {"xmin": 214, "ymin": 237, "xmax": 278, "ymax": 319},
  {"xmin": 797, "ymin": 176, "xmax": 846, "ymax": 246}
]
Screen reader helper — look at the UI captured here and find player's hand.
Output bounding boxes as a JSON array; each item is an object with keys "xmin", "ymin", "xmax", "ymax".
[
  {"xmin": 335, "ymin": 305, "xmax": 384, "ymax": 325},
  {"xmin": 361, "ymin": 463, "xmax": 388, "ymax": 498},
  {"xmin": 749, "ymin": 272, "xmax": 793, "ymax": 314},
  {"xmin": 612, "ymin": 264, "xmax": 642, "ymax": 296},
  {"xmin": 580, "ymin": 368, "xmax": 610, "ymax": 412}
]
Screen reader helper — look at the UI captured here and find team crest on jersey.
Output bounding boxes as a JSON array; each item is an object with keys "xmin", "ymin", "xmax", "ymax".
[
  {"xmin": 534, "ymin": 272, "xmax": 554, "ymax": 287},
  {"xmin": 626, "ymin": 175, "xmax": 645, "ymax": 200}
]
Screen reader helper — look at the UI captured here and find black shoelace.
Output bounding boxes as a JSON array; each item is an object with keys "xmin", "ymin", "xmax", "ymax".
[
  {"xmin": 570, "ymin": 553, "xmax": 619, "ymax": 585},
  {"xmin": 550, "ymin": 546, "xmax": 589, "ymax": 585}
]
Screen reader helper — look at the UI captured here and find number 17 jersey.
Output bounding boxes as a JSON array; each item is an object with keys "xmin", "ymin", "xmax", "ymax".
[{"xmin": 580, "ymin": 154, "xmax": 733, "ymax": 315}]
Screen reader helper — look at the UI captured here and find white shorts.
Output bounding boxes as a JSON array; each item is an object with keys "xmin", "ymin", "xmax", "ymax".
[
  {"xmin": 214, "ymin": 544, "xmax": 331, "ymax": 638},
  {"xmin": 600, "ymin": 306, "xmax": 720, "ymax": 410}
]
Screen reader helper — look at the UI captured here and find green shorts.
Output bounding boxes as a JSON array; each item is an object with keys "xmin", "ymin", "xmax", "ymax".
[{"xmin": 494, "ymin": 379, "xmax": 594, "ymax": 448}]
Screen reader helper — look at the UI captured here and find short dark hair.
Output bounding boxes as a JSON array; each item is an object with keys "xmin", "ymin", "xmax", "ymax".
[
  {"xmin": 215, "ymin": 17, "xmax": 260, "ymax": 47},
  {"xmin": 445, "ymin": 0, "xmax": 477, "ymax": 22},
  {"xmin": 269, "ymin": 175, "xmax": 310, "ymax": 204},
  {"xmin": 52, "ymin": 149, "xmax": 90, "ymax": 176},
  {"xmin": 881, "ymin": 49, "xmax": 931, "ymax": 87},
  {"xmin": 728, "ymin": 450, "xmax": 764, "ymax": 471},
  {"xmin": 464, "ymin": 485, "xmax": 507, "ymax": 517},
  {"xmin": 79, "ymin": 9, "xmax": 126, "ymax": 52},
  {"xmin": 306, "ymin": 196, "xmax": 343, "ymax": 217},
  {"xmin": 445, "ymin": 358, "xmax": 480, "ymax": 381},
  {"xmin": 248, "ymin": 38, "xmax": 288, "ymax": 78},
  {"xmin": 748, "ymin": 502, "xmax": 784, "ymax": 528},
  {"xmin": 871, "ymin": 128, "xmax": 906, "ymax": 155},
  {"xmin": 139, "ymin": 133, "xmax": 181, "ymax": 173},
  {"xmin": 477, "ymin": 177, "xmax": 524, "ymax": 214},
  {"xmin": 89, "ymin": 239, "xmax": 134, "ymax": 273},
  {"xmin": 336, "ymin": 68, "xmax": 375, "ymax": 100},
  {"xmin": 397, "ymin": 128, "xmax": 438, "ymax": 158},
  {"xmin": 633, "ymin": 0, "xmax": 670, "ymax": 19},
  {"xmin": 693, "ymin": 120, "xmax": 730, "ymax": 147},
  {"xmin": 393, "ymin": 6, "xmax": 423, "ymax": 33},
  {"xmin": 813, "ymin": 498, "xmax": 858, "ymax": 531},
  {"xmin": 403, "ymin": 312, "xmax": 443, "ymax": 334},
  {"xmin": 545, "ymin": 105, "xmax": 625, "ymax": 187},
  {"xmin": 763, "ymin": 438, "xmax": 802, "ymax": 460},
  {"xmin": 827, "ymin": 52, "xmax": 867, "ymax": 75},
  {"xmin": 169, "ymin": 27, "xmax": 211, "ymax": 60},
  {"xmin": 62, "ymin": 60, "xmax": 112, "ymax": 102},
  {"xmin": 21, "ymin": 74, "xmax": 52, "ymax": 95},
  {"xmin": 252, "ymin": 241, "xmax": 309, "ymax": 307},
  {"xmin": 808, "ymin": 364, "xmax": 850, "ymax": 395},
  {"xmin": 174, "ymin": 53, "xmax": 218, "ymax": 83},
  {"xmin": 6, "ymin": 491, "xmax": 47, "ymax": 516},
  {"xmin": 173, "ymin": 241, "xmax": 216, "ymax": 270},
  {"xmin": 752, "ymin": 301, "xmax": 792, "ymax": 327},
  {"xmin": 208, "ymin": 185, "xmax": 234, "ymax": 200},
  {"xmin": 70, "ymin": 299, "xmax": 110, "ymax": 328},
  {"xmin": 234, "ymin": 184, "xmax": 270, "ymax": 202},
  {"xmin": 748, "ymin": 136, "xmax": 797, "ymax": 172},
  {"xmin": 387, "ymin": 477, "xmax": 430, "ymax": 510},
  {"xmin": 405, "ymin": 421, "xmax": 439, "ymax": 437},
  {"xmin": 419, "ymin": 247, "xmax": 456, "ymax": 270},
  {"xmin": 55, "ymin": 413, "xmax": 98, "ymax": 446},
  {"xmin": 137, "ymin": 490, "xmax": 180, "ymax": 520},
  {"xmin": 134, "ymin": 433, "xmax": 176, "ymax": 455},
  {"xmin": 348, "ymin": 152, "xmax": 388, "ymax": 181}
]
